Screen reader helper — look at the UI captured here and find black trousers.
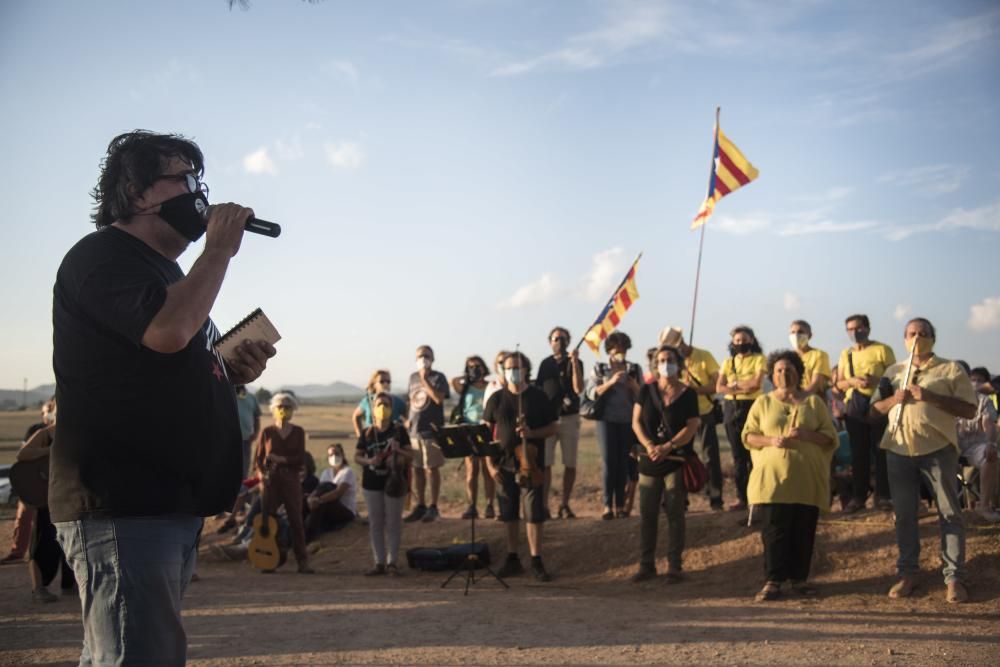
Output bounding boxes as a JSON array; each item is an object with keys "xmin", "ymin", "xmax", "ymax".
[
  {"xmin": 698, "ymin": 410, "xmax": 723, "ymax": 505},
  {"xmin": 759, "ymin": 503, "xmax": 819, "ymax": 583},
  {"xmin": 722, "ymin": 400, "xmax": 754, "ymax": 505},
  {"xmin": 845, "ymin": 416, "xmax": 890, "ymax": 502}
]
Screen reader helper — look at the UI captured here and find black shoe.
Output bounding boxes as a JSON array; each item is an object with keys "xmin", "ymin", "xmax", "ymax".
[
  {"xmin": 531, "ymin": 558, "xmax": 551, "ymax": 582},
  {"xmin": 460, "ymin": 505, "xmax": 478, "ymax": 520},
  {"xmin": 497, "ymin": 556, "xmax": 524, "ymax": 578},
  {"xmin": 421, "ymin": 505, "xmax": 440, "ymax": 522},
  {"xmin": 484, "ymin": 504, "xmax": 496, "ymax": 519},
  {"xmin": 710, "ymin": 499, "xmax": 724, "ymax": 512},
  {"xmin": 631, "ymin": 565, "xmax": 656, "ymax": 583},
  {"xmin": 602, "ymin": 509, "xmax": 614, "ymax": 520},
  {"xmin": 403, "ymin": 505, "xmax": 427, "ymax": 523}
]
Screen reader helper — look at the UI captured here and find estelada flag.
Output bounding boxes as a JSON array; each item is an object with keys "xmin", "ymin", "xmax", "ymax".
[
  {"xmin": 691, "ymin": 128, "xmax": 759, "ymax": 229},
  {"xmin": 583, "ymin": 256, "xmax": 641, "ymax": 354}
]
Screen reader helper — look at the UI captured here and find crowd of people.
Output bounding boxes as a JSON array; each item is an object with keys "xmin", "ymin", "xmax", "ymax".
[{"xmin": 24, "ymin": 130, "xmax": 995, "ymax": 665}]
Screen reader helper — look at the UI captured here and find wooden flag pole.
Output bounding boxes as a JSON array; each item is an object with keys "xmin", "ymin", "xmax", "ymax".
[
  {"xmin": 688, "ymin": 106, "xmax": 721, "ymax": 347},
  {"xmin": 574, "ymin": 251, "xmax": 644, "ymax": 354}
]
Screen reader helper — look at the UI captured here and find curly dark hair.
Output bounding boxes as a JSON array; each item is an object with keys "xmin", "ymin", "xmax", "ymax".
[
  {"xmin": 91, "ymin": 130, "xmax": 204, "ymax": 228},
  {"xmin": 654, "ymin": 344, "xmax": 686, "ymax": 367},
  {"xmin": 767, "ymin": 349, "xmax": 805, "ymax": 387}
]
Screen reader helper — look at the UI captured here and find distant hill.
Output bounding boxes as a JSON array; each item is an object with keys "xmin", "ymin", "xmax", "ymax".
[
  {"xmin": 269, "ymin": 381, "xmax": 365, "ymax": 400},
  {"xmin": 0, "ymin": 384, "xmax": 56, "ymax": 410}
]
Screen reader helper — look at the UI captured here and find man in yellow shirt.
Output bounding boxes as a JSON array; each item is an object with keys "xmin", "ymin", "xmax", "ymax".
[
  {"xmin": 872, "ymin": 318, "xmax": 977, "ymax": 604},
  {"xmin": 835, "ymin": 314, "xmax": 896, "ymax": 513},
  {"xmin": 660, "ymin": 326, "xmax": 723, "ymax": 510},
  {"xmin": 788, "ymin": 320, "xmax": 831, "ymax": 396}
]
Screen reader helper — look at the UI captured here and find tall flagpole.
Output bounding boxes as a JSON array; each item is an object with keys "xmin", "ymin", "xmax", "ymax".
[
  {"xmin": 688, "ymin": 106, "xmax": 720, "ymax": 347},
  {"xmin": 574, "ymin": 251, "xmax": 643, "ymax": 354}
]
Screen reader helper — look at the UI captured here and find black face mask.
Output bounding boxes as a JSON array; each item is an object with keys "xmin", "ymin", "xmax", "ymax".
[
  {"xmin": 735, "ymin": 342, "xmax": 753, "ymax": 355},
  {"xmin": 467, "ymin": 366, "xmax": 484, "ymax": 382},
  {"xmin": 157, "ymin": 192, "xmax": 209, "ymax": 242}
]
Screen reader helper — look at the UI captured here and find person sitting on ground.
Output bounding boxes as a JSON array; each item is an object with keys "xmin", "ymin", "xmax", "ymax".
[
  {"xmin": 871, "ymin": 317, "xmax": 977, "ymax": 604},
  {"xmin": 956, "ymin": 363, "xmax": 999, "ymax": 522},
  {"xmin": 630, "ymin": 344, "xmax": 700, "ymax": 583},
  {"xmin": 305, "ymin": 444, "xmax": 357, "ymax": 541},
  {"xmin": 352, "ymin": 370, "xmax": 407, "ymax": 437},
  {"xmin": 255, "ymin": 392, "xmax": 314, "ymax": 574},
  {"xmin": 355, "ymin": 393, "xmax": 413, "ymax": 576},
  {"xmin": 742, "ymin": 350, "xmax": 838, "ymax": 602}
]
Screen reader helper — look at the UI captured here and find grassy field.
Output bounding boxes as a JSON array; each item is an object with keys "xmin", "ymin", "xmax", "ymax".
[{"xmin": 0, "ymin": 403, "xmax": 733, "ymax": 512}]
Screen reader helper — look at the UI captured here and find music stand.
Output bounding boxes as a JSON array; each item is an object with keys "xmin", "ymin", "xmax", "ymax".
[{"xmin": 432, "ymin": 424, "xmax": 508, "ymax": 595}]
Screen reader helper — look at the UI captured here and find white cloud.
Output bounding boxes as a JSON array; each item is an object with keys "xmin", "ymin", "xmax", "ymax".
[
  {"xmin": 713, "ymin": 215, "xmax": 772, "ymax": 236},
  {"xmin": 496, "ymin": 274, "xmax": 557, "ymax": 309},
  {"xmin": 882, "ymin": 201, "xmax": 1000, "ymax": 241},
  {"xmin": 325, "ymin": 142, "xmax": 365, "ymax": 170},
  {"xmin": 242, "ymin": 147, "xmax": 277, "ymax": 175},
  {"xmin": 893, "ymin": 304, "xmax": 911, "ymax": 321},
  {"xmin": 581, "ymin": 247, "xmax": 626, "ymax": 301},
  {"xmin": 783, "ymin": 292, "xmax": 800, "ymax": 312},
  {"xmin": 325, "ymin": 60, "xmax": 360, "ymax": 84},
  {"xmin": 778, "ymin": 220, "xmax": 878, "ymax": 236},
  {"xmin": 491, "ymin": 3, "xmax": 670, "ymax": 76},
  {"xmin": 878, "ymin": 164, "xmax": 969, "ymax": 195},
  {"xmin": 968, "ymin": 297, "xmax": 1000, "ymax": 332},
  {"xmin": 790, "ymin": 186, "xmax": 854, "ymax": 206}
]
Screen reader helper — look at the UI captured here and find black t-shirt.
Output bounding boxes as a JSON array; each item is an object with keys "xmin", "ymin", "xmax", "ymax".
[
  {"xmin": 482, "ymin": 385, "xmax": 557, "ymax": 468},
  {"xmin": 48, "ymin": 227, "xmax": 243, "ymax": 522},
  {"xmin": 536, "ymin": 355, "xmax": 583, "ymax": 416},
  {"xmin": 355, "ymin": 424, "xmax": 411, "ymax": 491},
  {"xmin": 635, "ymin": 383, "xmax": 699, "ymax": 477}
]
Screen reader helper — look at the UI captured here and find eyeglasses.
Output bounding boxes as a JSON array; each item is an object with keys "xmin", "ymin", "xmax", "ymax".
[
  {"xmin": 156, "ymin": 171, "xmax": 205, "ymax": 195},
  {"xmin": 551, "ymin": 337, "xmax": 568, "ymax": 343}
]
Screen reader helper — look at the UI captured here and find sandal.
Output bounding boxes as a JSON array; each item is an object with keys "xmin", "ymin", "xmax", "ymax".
[
  {"xmin": 754, "ymin": 581, "xmax": 781, "ymax": 602},
  {"xmin": 559, "ymin": 504, "xmax": 576, "ymax": 519}
]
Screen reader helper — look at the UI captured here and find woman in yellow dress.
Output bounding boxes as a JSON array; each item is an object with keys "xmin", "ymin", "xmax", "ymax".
[{"xmin": 742, "ymin": 350, "xmax": 838, "ymax": 601}]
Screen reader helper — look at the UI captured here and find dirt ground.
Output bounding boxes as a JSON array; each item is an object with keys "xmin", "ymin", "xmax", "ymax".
[{"xmin": 1, "ymin": 490, "xmax": 997, "ymax": 667}]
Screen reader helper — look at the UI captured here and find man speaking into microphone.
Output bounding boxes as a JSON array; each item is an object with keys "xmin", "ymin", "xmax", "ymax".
[{"xmin": 49, "ymin": 130, "xmax": 276, "ymax": 665}]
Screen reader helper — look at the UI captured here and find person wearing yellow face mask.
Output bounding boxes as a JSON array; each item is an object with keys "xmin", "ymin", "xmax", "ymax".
[
  {"xmin": 355, "ymin": 393, "xmax": 414, "ymax": 576},
  {"xmin": 255, "ymin": 393, "xmax": 313, "ymax": 574},
  {"xmin": 872, "ymin": 318, "xmax": 977, "ymax": 604},
  {"xmin": 742, "ymin": 351, "xmax": 838, "ymax": 601}
]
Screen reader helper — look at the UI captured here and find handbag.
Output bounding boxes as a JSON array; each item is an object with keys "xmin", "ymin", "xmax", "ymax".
[
  {"xmin": 681, "ymin": 454, "xmax": 709, "ymax": 494},
  {"xmin": 844, "ymin": 352, "xmax": 887, "ymax": 424},
  {"xmin": 579, "ymin": 362, "xmax": 609, "ymax": 420}
]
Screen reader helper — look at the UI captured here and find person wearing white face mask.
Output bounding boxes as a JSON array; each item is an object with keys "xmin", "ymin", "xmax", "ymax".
[
  {"xmin": 788, "ymin": 320, "xmax": 832, "ymax": 397},
  {"xmin": 835, "ymin": 314, "xmax": 896, "ymax": 513},
  {"xmin": 585, "ymin": 331, "xmax": 643, "ymax": 519},
  {"xmin": 631, "ymin": 345, "xmax": 701, "ymax": 583},
  {"xmin": 305, "ymin": 444, "xmax": 357, "ymax": 542},
  {"xmin": 742, "ymin": 351, "xmax": 838, "ymax": 602},
  {"xmin": 355, "ymin": 394, "xmax": 413, "ymax": 575},
  {"xmin": 405, "ymin": 345, "xmax": 451, "ymax": 522},
  {"xmin": 872, "ymin": 317, "xmax": 977, "ymax": 603}
]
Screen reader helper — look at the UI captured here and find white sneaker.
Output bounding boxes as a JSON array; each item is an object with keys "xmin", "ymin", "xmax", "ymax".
[{"xmin": 977, "ymin": 508, "xmax": 1000, "ymax": 523}]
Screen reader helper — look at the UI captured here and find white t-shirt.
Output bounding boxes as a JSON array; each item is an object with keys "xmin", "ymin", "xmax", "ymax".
[{"xmin": 319, "ymin": 465, "xmax": 358, "ymax": 516}]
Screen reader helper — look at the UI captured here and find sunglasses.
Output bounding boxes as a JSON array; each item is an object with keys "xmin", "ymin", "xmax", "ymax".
[{"xmin": 156, "ymin": 171, "xmax": 204, "ymax": 194}]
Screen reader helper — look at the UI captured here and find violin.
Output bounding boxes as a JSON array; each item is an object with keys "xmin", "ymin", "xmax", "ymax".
[{"xmin": 513, "ymin": 355, "xmax": 544, "ymax": 489}]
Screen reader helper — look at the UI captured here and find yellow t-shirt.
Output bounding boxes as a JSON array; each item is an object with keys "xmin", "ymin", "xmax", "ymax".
[
  {"xmin": 876, "ymin": 356, "xmax": 977, "ymax": 457},
  {"xmin": 721, "ymin": 353, "xmax": 767, "ymax": 401},
  {"xmin": 683, "ymin": 347, "xmax": 720, "ymax": 416},
  {"xmin": 838, "ymin": 341, "xmax": 896, "ymax": 400},
  {"xmin": 799, "ymin": 348, "xmax": 831, "ymax": 395},
  {"xmin": 742, "ymin": 393, "xmax": 838, "ymax": 510}
]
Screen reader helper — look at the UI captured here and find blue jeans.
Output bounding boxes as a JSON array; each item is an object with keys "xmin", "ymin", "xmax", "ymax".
[
  {"xmin": 56, "ymin": 516, "xmax": 203, "ymax": 666},
  {"xmin": 596, "ymin": 421, "xmax": 636, "ymax": 509},
  {"xmin": 886, "ymin": 447, "xmax": 965, "ymax": 583}
]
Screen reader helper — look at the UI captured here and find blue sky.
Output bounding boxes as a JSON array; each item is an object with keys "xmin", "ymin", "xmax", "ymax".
[{"xmin": 1, "ymin": 0, "xmax": 999, "ymax": 392}]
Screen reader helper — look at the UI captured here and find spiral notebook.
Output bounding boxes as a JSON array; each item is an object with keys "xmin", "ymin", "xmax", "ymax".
[{"xmin": 214, "ymin": 308, "xmax": 281, "ymax": 363}]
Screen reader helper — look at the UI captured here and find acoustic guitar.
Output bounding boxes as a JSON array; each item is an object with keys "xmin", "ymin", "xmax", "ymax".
[{"xmin": 247, "ymin": 474, "xmax": 281, "ymax": 571}]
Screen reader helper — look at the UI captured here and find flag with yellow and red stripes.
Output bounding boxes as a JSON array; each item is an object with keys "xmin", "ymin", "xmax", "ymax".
[
  {"xmin": 583, "ymin": 256, "xmax": 641, "ymax": 354},
  {"xmin": 691, "ymin": 128, "xmax": 759, "ymax": 229}
]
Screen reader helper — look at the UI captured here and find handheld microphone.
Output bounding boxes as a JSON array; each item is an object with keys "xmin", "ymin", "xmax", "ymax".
[{"xmin": 202, "ymin": 205, "xmax": 281, "ymax": 238}]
